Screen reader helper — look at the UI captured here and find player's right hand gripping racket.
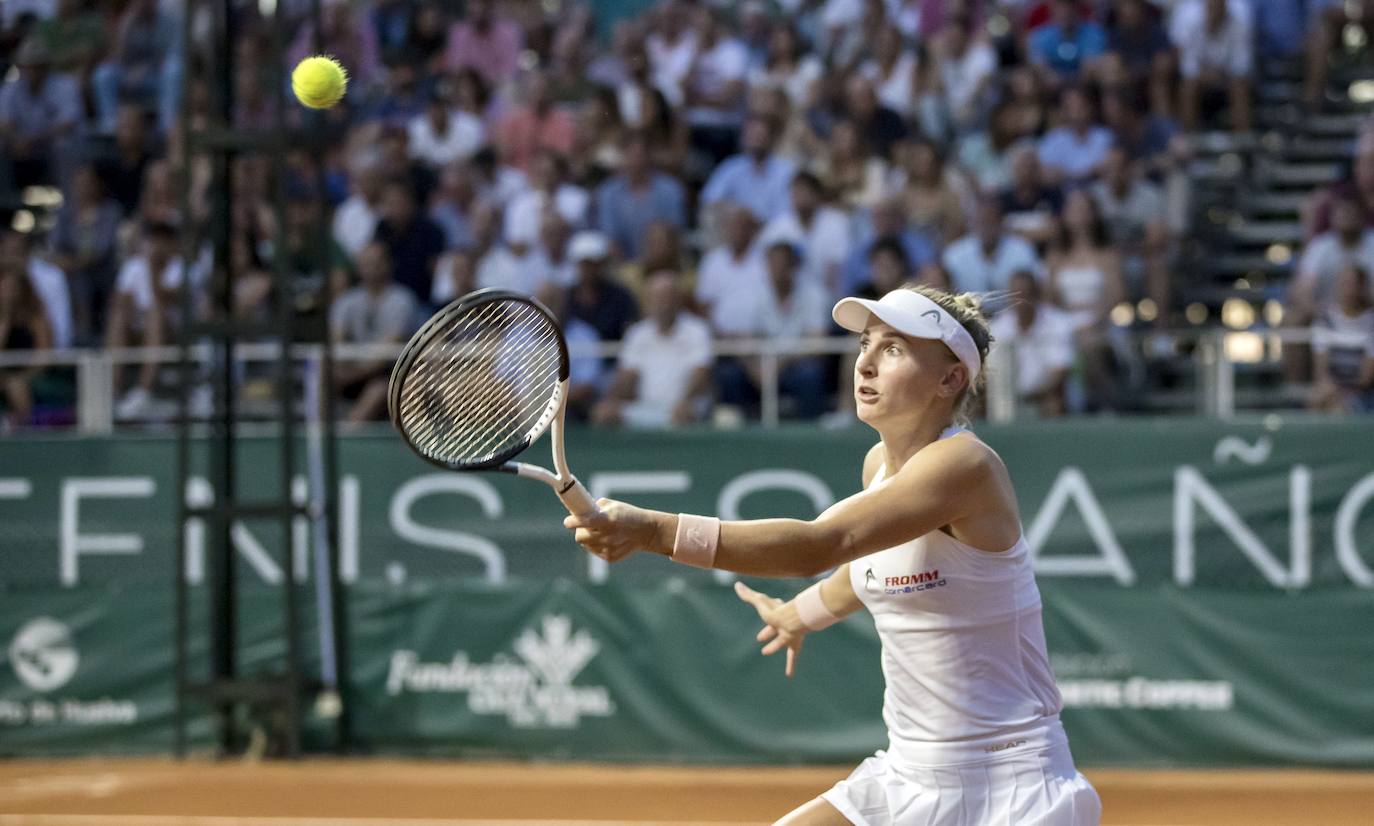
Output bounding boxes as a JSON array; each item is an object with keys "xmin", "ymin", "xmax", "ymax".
[{"xmin": 387, "ymin": 288, "xmax": 599, "ymax": 517}]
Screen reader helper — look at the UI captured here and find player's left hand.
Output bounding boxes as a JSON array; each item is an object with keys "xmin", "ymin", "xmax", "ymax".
[
  {"xmin": 734, "ymin": 581, "xmax": 808, "ymax": 678},
  {"xmin": 564, "ymin": 498, "xmax": 658, "ymax": 563}
]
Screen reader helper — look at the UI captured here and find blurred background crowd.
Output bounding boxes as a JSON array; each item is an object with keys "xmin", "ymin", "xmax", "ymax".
[{"xmin": 2, "ymin": 0, "xmax": 1374, "ymax": 432}]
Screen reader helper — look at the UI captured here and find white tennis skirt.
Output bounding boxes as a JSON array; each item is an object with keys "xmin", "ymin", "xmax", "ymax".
[{"xmin": 820, "ymin": 729, "xmax": 1100, "ymax": 826}]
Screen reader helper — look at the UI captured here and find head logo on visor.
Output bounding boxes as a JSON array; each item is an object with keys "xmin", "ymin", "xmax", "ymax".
[{"xmin": 832, "ymin": 290, "xmax": 982, "ymax": 383}]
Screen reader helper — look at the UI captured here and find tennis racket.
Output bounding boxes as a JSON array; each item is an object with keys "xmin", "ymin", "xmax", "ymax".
[{"xmin": 387, "ymin": 288, "xmax": 599, "ymax": 517}]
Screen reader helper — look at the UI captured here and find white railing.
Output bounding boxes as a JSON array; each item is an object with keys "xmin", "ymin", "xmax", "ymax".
[{"xmin": 0, "ymin": 328, "xmax": 1325, "ymax": 433}]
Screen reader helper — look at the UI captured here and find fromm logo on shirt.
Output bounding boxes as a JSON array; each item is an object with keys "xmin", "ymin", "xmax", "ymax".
[{"xmin": 884, "ymin": 569, "xmax": 947, "ymax": 594}]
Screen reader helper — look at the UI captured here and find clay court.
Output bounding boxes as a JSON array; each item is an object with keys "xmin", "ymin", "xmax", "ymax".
[{"xmin": 1, "ymin": 760, "xmax": 1372, "ymax": 825}]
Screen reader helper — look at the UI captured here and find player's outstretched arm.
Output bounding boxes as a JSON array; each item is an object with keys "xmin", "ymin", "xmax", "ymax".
[
  {"xmin": 565, "ymin": 436, "xmax": 997, "ymax": 577},
  {"xmin": 734, "ymin": 565, "xmax": 861, "ymax": 678}
]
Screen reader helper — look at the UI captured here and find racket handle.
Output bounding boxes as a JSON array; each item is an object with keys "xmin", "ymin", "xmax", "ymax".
[{"xmin": 558, "ymin": 478, "xmax": 600, "ymax": 516}]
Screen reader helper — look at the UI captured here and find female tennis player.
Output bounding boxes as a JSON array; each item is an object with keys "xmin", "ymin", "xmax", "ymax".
[{"xmin": 565, "ymin": 284, "xmax": 1101, "ymax": 825}]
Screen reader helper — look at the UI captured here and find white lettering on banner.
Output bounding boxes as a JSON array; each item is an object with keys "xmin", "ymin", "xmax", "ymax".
[
  {"xmin": 60, "ymin": 478, "xmax": 155, "ymax": 586},
  {"xmin": 1059, "ymin": 678, "xmax": 1234, "ymax": 711},
  {"xmin": 715, "ymin": 470, "xmax": 835, "ymax": 584},
  {"xmin": 340, "ymin": 475, "xmax": 360, "ymax": 583},
  {"xmin": 385, "ymin": 615, "xmax": 614, "ymax": 728},
  {"xmin": 1026, "ymin": 467, "xmax": 1137, "ymax": 585},
  {"xmin": 1334, "ymin": 472, "xmax": 1374, "ymax": 586},
  {"xmin": 181, "ymin": 477, "xmax": 285, "ymax": 585},
  {"xmin": 389, "ymin": 475, "xmax": 506, "ymax": 583},
  {"xmin": 0, "ymin": 478, "xmax": 32, "ymax": 499},
  {"xmin": 586, "ymin": 472, "xmax": 692, "ymax": 583},
  {"xmin": 1173, "ymin": 466, "xmax": 1311, "ymax": 588}
]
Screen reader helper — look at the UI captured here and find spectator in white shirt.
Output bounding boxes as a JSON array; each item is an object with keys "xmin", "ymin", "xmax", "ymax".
[
  {"xmin": 0, "ymin": 228, "xmax": 72, "ymax": 351},
  {"xmin": 330, "ymin": 241, "xmax": 418, "ymax": 427},
  {"xmin": 593, "ymin": 271, "xmax": 713, "ymax": 428},
  {"xmin": 991, "ymin": 269, "xmax": 1077, "ymax": 417},
  {"xmin": 332, "ymin": 158, "xmax": 384, "ymax": 258},
  {"xmin": 696, "ymin": 203, "xmax": 768, "ymax": 336},
  {"xmin": 1290, "ymin": 193, "xmax": 1374, "ymax": 325},
  {"xmin": 407, "ymin": 86, "xmax": 486, "ymax": 169},
  {"xmin": 717, "ymin": 239, "xmax": 831, "ymax": 420},
  {"xmin": 1171, "ymin": 0, "xmax": 1253, "ymax": 132},
  {"xmin": 1309, "ymin": 263, "xmax": 1374, "ymax": 413},
  {"xmin": 942, "ymin": 196, "xmax": 1044, "ymax": 299},
  {"xmin": 104, "ymin": 222, "xmax": 194, "ymax": 419},
  {"xmin": 933, "ymin": 10, "xmax": 997, "ymax": 134},
  {"xmin": 1036, "ymin": 85, "xmax": 1114, "ymax": 186},
  {"xmin": 683, "ymin": 6, "xmax": 750, "ymax": 166},
  {"xmin": 760, "ymin": 171, "xmax": 852, "ymax": 297}
]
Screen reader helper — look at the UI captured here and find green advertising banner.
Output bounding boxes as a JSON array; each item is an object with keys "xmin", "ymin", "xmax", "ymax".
[{"xmin": 1, "ymin": 421, "xmax": 1373, "ymax": 765}]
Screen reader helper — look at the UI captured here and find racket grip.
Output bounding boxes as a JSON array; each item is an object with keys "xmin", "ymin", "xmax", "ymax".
[{"xmin": 558, "ymin": 478, "xmax": 600, "ymax": 516}]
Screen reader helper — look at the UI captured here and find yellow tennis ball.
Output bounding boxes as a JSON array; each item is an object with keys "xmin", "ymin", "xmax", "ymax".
[{"xmin": 292, "ymin": 55, "xmax": 348, "ymax": 109}]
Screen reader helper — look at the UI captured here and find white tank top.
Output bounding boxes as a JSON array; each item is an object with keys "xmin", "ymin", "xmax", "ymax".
[{"xmin": 849, "ymin": 427, "xmax": 1065, "ymax": 765}]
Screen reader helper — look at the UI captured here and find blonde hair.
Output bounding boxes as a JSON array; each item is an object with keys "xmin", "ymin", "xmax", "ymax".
[{"xmin": 901, "ymin": 282, "xmax": 994, "ymax": 424}]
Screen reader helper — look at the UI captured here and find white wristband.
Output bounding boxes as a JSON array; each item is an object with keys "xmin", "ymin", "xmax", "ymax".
[
  {"xmin": 671, "ymin": 513, "xmax": 720, "ymax": 568},
  {"xmin": 794, "ymin": 581, "xmax": 841, "ymax": 630}
]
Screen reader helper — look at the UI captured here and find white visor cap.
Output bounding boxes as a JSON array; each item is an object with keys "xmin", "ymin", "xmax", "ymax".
[{"xmin": 833, "ymin": 289, "xmax": 982, "ymax": 383}]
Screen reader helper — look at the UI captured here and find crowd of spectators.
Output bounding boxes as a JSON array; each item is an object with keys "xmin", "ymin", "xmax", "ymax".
[{"xmin": 2, "ymin": 0, "xmax": 1373, "ymax": 431}]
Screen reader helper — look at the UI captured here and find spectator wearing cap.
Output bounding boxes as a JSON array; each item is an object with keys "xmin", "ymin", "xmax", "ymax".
[
  {"xmin": 594, "ymin": 271, "xmax": 713, "ymax": 428},
  {"xmin": 1036, "ymin": 85, "xmax": 1113, "ymax": 186},
  {"xmin": 701, "ymin": 115, "xmax": 797, "ymax": 227},
  {"xmin": 990, "ymin": 270, "xmax": 1076, "ymax": 418},
  {"xmin": 942, "ymin": 196, "xmax": 1044, "ymax": 298},
  {"xmin": 696, "ymin": 204, "xmax": 768, "ymax": 337},
  {"xmin": 1170, "ymin": 0, "xmax": 1253, "ymax": 133},
  {"xmin": 566, "ymin": 231, "xmax": 640, "ymax": 343},
  {"xmin": 492, "ymin": 70, "xmax": 576, "ymax": 173},
  {"xmin": 595, "ymin": 132, "xmax": 687, "ymax": 261},
  {"xmin": 719, "ymin": 237, "xmax": 831, "ymax": 420},
  {"xmin": 329, "ymin": 241, "xmax": 418, "ymax": 427},
  {"xmin": 49, "ymin": 164, "xmax": 123, "ymax": 344},
  {"xmin": 761, "ymin": 171, "xmax": 852, "ymax": 296},
  {"xmin": 372, "ymin": 180, "xmax": 445, "ymax": 305},
  {"xmin": 407, "ymin": 84, "xmax": 486, "ymax": 169},
  {"xmin": 0, "ymin": 228, "xmax": 72, "ymax": 352},
  {"xmin": 1309, "ymin": 263, "xmax": 1374, "ymax": 413},
  {"xmin": 0, "ymin": 37, "xmax": 83, "ymax": 193},
  {"xmin": 442, "ymin": 0, "xmax": 522, "ymax": 87},
  {"xmin": 1028, "ymin": 0, "xmax": 1108, "ymax": 86}
]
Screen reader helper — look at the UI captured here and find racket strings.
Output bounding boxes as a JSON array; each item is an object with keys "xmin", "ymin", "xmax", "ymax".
[
  {"xmin": 411, "ymin": 303, "xmax": 560, "ymax": 447},
  {"xmin": 397, "ymin": 299, "xmax": 563, "ymax": 464}
]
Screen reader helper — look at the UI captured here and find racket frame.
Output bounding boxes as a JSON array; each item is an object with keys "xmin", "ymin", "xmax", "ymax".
[{"xmin": 388, "ymin": 288, "xmax": 598, "ymax": 516}]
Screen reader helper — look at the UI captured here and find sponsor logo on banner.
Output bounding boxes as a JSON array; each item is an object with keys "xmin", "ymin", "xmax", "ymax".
[
  {"xmin": 1, "ymin": 618, "xmax": 139, "ymax": 727},
  {"xmin": 1053, "ymin": 653, "xmax": 1234, "ymax": 711},
  {"xmin": 8, "ymin": 617, "xmax": 78, "ymax": 692},
  {"xmin": 385, "ymin": 614, "xmax": 615, "ymax": 728}
]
